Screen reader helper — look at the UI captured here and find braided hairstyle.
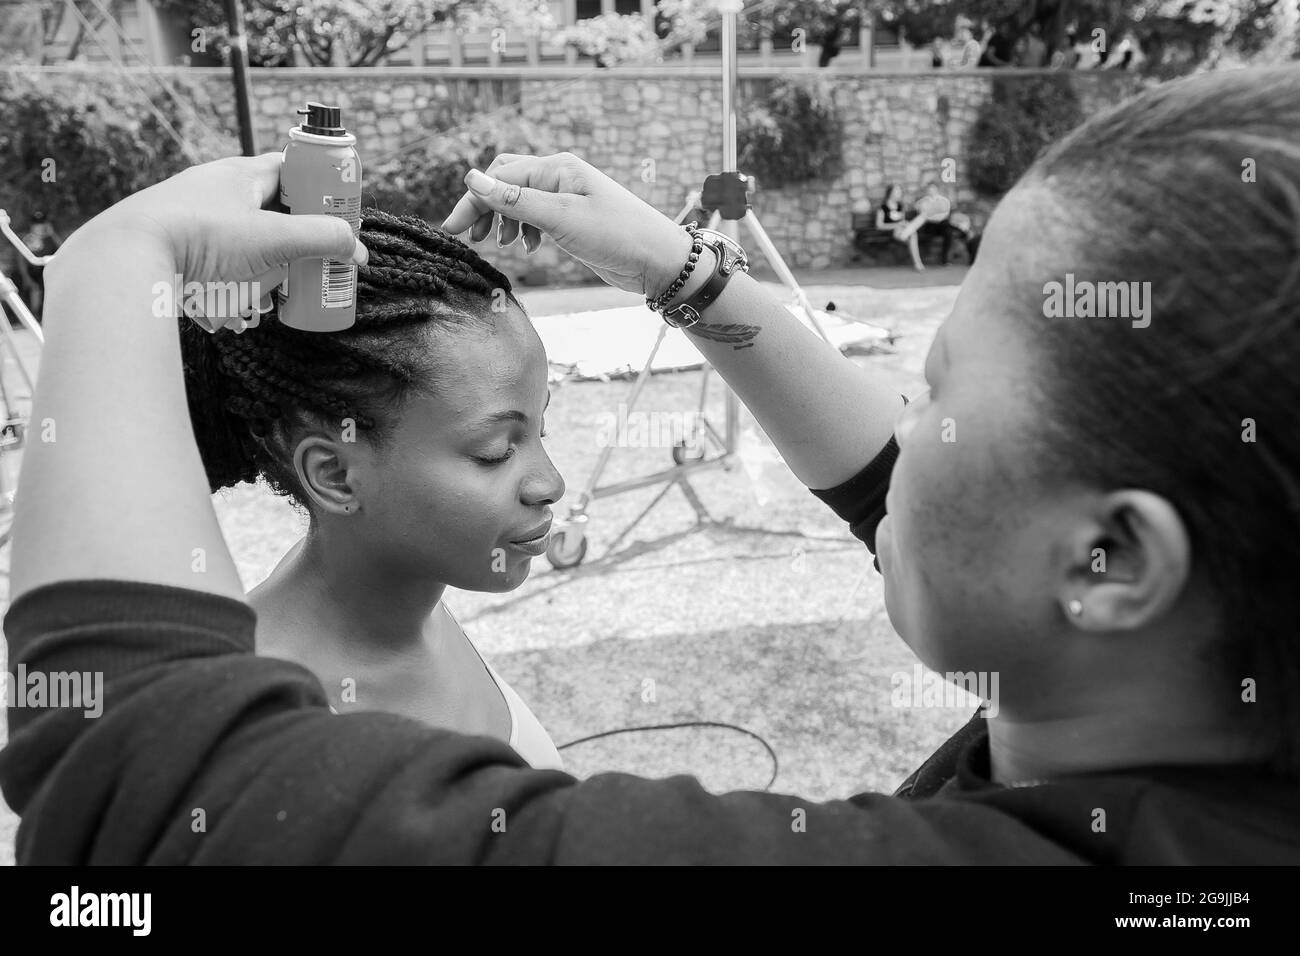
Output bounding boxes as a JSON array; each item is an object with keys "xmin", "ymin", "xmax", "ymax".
[{"xmin": 181, "ymin": 208, "xmax": 520, "ymax": 507}]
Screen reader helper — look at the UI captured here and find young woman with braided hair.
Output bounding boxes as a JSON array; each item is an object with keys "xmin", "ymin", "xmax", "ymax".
[{"xmin": 178, "ymin": 207, "xmax": 566, "ymax": 769}]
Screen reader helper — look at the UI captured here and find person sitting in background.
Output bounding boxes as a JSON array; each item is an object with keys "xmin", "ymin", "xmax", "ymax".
[
  {"xmin": 979, "ymin": 21, "xmax": 1014, "ymax": 67},
  {"xmin": 1012, "ymin": 34, "xmax": 1029, "ymax": 67},
  {"xmin": 1051, "ymin": 26, "xmax": 1080, "ymax": 68},
  {"xmin": 18, "ymin": 211, "xmax": 61, "ymax": 322},
  {"xmin": 949, "ymin": 16, "xmax": 983, "ymax": 69},
  {"xmin": 914, "ymin": 182, "xmax": 981, "ymax": 266},
  {"xmin": 1102, "ymin": 32, "xmax": 1141, "ymax": 71},
  {"xmin": 1072, "ymin": 30, "xmax": 1100, "ymax": 69},
  {"xmin": 1018, "ymin": 21, "xmax": 1048, "ymax": 68},
  {"xmin": 875, "ymin": 184, "xmax": 926, "ymax": 272}
]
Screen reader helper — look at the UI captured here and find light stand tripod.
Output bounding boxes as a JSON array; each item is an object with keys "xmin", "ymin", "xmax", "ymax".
[
  {"xmin": 543, "ymin": 1, "xmax": 866, "ymax": 568},
  {"xmin": 0, "ymin": 210, "xmax": 50, "ymax": 546}
]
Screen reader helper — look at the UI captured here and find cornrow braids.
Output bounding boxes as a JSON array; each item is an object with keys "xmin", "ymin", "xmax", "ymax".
[{"xmin": 180, "ymin": 207, "xmax": 522, "ymax": 506}]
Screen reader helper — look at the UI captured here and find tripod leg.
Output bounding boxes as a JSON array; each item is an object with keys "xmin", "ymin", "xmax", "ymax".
[
  {"xmin": 739, "ymin": 212, "xmax": 833, "ymax": 345},
  {"xmin": 0, "ymin": 273, "xmax": 46, "ymax": 343},
  {"xmin": 0, "ymin": 289, "xmax": 39, "ymax": 395},
  {"xmin": 568, "ymin": 322, "xmax": 671, "ymax": 516}
]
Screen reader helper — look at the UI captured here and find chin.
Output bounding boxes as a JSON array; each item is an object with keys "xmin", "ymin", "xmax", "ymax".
[{"xmin": 479, "ymin": 556, "xmax": 534, "ymax": 593}]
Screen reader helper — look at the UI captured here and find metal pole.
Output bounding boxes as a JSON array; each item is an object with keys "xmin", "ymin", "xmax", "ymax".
[
  {"xmin": 224, "ymin": 0, "xmax": 258, "ymax": 155},
  {"xmin": 720, "ymin": 1, "xmax": 739, "ymax": 170},
  {"xmin": 718, "ymin": 0, "xmax": 742, "ymax": 453}
]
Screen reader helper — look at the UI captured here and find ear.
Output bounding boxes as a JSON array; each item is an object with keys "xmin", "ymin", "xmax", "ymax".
[
  {"xmin": 293, "ymin": 434, "xmax": 362, "ymax": 516},
  {"xmin": 1059, "ymin": 490, "xmax": 1191, "ymax": 632}
]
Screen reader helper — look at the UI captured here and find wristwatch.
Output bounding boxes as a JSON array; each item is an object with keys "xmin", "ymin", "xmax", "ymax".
[{"xmin": 660, "ymin": 229, "xmax": 750, "ymax": 329}]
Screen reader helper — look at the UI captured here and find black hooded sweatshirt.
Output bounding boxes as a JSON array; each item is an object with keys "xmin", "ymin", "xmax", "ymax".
[{"xmin": 3, "ymin": 437, "xmax": 1298, "ymax": 864}]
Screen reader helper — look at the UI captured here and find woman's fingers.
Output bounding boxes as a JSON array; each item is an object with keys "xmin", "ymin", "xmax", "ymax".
[
  {"xmin": 182, "ymin": 264, "xmax": 285, "ymax": 334},
  {"xmin": 485, "ymin": 154, "xmax": 529, "ymax": 246},
  {"xmin": 444, "ymin": 156, "xmax": 529, "ymax": 238},
  {"xmin": 463, "ymin": 159, "xmax": 572, "ymax": 236},
  {"xmin": 235, "ymin": 152, "xmax": 289, "ymax": 208},
  {"xmin": 441, "ymin": 190, "xmax": 489, "ymax": 236},
  {"xmin": 522, "ymin": 222, "xmax": 542, "ymax": 254},
  {"xmin": 497, "ymin": 216, "xmax": 521, "ymax": 248},
  {"xmin": 484, "ymin": 155, "xmax": 531, "ymax": 247},
  {"xmin": 251, "ymin": 209, "xmax": 366, "ymax": 269},
  {"xmin": 443, "ymin": 153, "xmax": 575, "ymax": 239},
  {"xmin": 471, "ymin": 209, "xmax": 495, "ymax": 243}
]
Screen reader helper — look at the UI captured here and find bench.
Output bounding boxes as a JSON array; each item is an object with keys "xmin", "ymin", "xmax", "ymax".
[{"xmin": 850, "ymin": 211, "xmax": 948, "ymax": 266}]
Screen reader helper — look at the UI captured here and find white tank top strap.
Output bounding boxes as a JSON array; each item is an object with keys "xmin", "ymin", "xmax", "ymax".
[{"xmin": 440, "ymin": 603, "xmax": 565, "ymax": 771}]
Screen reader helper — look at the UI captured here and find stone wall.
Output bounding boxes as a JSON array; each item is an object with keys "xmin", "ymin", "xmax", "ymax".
[{"xmin": 27, "ymin": 66, "xmax": 1142, "ymax": 286}]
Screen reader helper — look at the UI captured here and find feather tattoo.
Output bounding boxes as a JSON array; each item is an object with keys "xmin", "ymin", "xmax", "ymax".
[{"xmin": 686, "ymin": 323, "xmax": 761, "ymax": 349}]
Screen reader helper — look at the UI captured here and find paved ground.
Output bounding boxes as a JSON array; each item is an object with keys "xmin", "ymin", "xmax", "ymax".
[{"xmin": 1, "ymin": 263, "xmax": 971, "ymax": 864}]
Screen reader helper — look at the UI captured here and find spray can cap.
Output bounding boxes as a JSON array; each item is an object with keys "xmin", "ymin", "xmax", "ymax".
[{"xmin": 297, "ymin": 102, "xmax": 347, "ymax": 137}]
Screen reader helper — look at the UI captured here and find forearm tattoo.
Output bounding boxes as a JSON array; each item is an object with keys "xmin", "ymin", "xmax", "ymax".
[{"xmin": 685, "ymin": 322, "xmax": 762, "ymax": 350}]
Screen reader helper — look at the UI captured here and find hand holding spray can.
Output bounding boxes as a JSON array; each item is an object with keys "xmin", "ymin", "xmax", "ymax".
[{"xmin": 277, "ymin": 102, "xmax": 362, "ymax": 332}]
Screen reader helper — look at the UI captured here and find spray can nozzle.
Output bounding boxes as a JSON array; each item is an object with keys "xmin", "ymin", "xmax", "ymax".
[{"xmin": 296, "ymin": 102, "xmax": 347, "ymax": 137}]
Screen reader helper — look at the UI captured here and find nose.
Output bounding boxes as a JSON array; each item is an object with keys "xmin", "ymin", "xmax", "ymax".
[
  {"xmin": 894, "ymin": 390, "xmax": 929, "ymax": 448},
  {"xmin": 522, "ymin": 445, "xmax": 565, "ymax": 507}
]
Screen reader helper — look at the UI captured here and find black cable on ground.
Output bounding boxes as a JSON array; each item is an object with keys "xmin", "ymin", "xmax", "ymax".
[{"xmin": 557, "ymin": 721, "xmax": 779, "ymax": 791}]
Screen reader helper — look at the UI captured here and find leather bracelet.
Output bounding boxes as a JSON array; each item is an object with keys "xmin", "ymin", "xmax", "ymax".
[{"xmin": 646, "ymin": 222, "xmax": 703, "ymax": 313}]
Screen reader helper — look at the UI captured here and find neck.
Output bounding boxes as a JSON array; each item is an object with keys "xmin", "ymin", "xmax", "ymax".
[
  {"xmin": 254, "ymin": 521, "xmax": 445, "ymax": 655},
  {"xmin": 987, "ymin": 704, "xmax": 1267, "ymax": 786}
]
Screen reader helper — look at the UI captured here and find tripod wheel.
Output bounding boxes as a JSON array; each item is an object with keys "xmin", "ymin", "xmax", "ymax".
[{"xmin": 546, "ymin": 527, "xmax": 588, "ymax": 569}]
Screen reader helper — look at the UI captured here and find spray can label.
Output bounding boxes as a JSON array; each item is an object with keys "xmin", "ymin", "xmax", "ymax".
[{"xmin": 320, "ymin": 193, "xmax": 361, "ymax": 308}]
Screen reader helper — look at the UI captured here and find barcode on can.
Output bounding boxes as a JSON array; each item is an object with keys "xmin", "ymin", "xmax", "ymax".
[{"xmin": 321, "ymin": 259, "xmax": 355, "ymax": 309}]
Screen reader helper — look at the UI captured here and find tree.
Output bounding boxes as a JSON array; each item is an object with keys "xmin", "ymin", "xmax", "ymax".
[
  {"xmin": 769, "ymin": 0, "xmax": 865, "ymax": 67},
  {"xmin": 157, "ymin": 0, "xmax": 556, "ymax": 67},
  {"xmin": 154, "ymin": 0, "xmax": 1296, "ymax": 72},
  {"xmin": 0, "ymin": 1, "xmax": 137, "ymax": 65},
  {"xmin": 879, "ymin": 0, "xmax": 1298, "ymax": 76}
]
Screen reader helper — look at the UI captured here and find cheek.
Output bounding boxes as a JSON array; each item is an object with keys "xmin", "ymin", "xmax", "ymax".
[
  {"xmin": 884, "ymin": 412, "xmax": 1009, "ymax": 653},
  {"xmin": 887, "ymin": 412, "xmax": 1061, "ymax": 671},
  {"xmin": 367, "ymin": 458, "xmax": 515, "ymax": 574}
]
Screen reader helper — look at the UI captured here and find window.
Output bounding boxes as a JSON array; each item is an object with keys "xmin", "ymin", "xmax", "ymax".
[
  {"xmin": 576, "ymin": 0, "xmax": 601, "ymax": 20},
  {"xmin": 614, "ymin": 0, "xmax": 642, "ymax": 14}
]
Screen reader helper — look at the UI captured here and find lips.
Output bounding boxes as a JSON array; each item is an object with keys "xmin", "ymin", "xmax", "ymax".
[
  {"xmin": 511, "ymin": 517, "xmax": 552, "ymax": 544},
  {"xmin": 507, "ymin": 517, "xmax": 553, "ymax": 556}
]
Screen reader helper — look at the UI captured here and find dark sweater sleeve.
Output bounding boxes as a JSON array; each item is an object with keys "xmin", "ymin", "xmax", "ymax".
[
  {"xmin": 807, "ymin": 434, "xmax": 900, "ymax": 555},
  {"xmin": 0, "ymin": 578, "xmax": 1071, "ymax": 865}
]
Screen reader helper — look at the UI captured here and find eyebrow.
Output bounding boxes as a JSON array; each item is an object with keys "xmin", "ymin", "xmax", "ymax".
[{"xmin": 466, "ymin": 390, "xmax": 551, "ymax": 430}]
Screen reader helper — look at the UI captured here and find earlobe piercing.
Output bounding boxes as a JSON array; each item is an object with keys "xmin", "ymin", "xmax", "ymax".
[{"xmin": 1067, "ymin": 599, "xmax": 1083, "ymax": 617}]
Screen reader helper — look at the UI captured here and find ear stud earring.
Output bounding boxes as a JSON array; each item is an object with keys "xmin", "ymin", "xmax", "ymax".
[{"xmin": 1067, "ymin": 599, "xmax": 1083, "ymax": 617}]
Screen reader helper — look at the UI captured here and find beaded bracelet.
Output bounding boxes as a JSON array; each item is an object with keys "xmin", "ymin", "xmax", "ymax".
[{"xmin": 645, "ymin": 221, "xmax": 703, "ymax": 314}]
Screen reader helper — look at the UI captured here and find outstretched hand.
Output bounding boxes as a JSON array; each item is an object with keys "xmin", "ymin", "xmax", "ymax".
[{"xmin": 440, "ymin": 151, "xmax": 692, "ymax": 300}]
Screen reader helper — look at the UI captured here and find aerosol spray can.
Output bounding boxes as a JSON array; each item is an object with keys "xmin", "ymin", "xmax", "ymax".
[{"xmin": 277, "ymin": 102, "xmax": 362, "ymax": 332}]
